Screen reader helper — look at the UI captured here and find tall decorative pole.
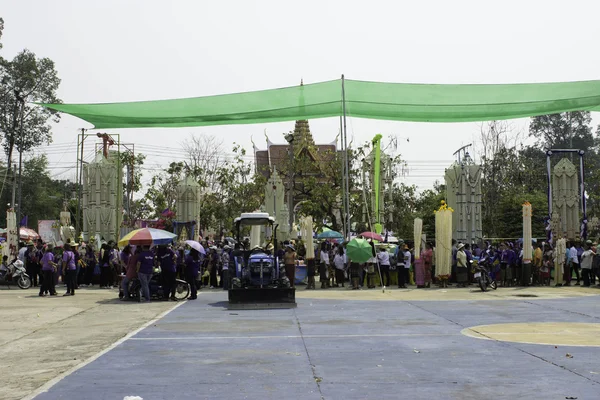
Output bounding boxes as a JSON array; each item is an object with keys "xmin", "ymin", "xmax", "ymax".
[
  {"xmin": 555, "ymin": 238, "xmax": 567, "ymax": 285},
  {"xmin": 435, "ymin": 200, "xmax": 453, "ymax": 288},
  {"xmin": 414, "ymin": 218, "xmax": 423, "ymax": 260},
  {"xmin": 522, "ymin": 202, "xmax": 532, "ymax": 262},
  {"xmin": 522, "ymin": 201, "xmax": 533, "ymax": 286}
]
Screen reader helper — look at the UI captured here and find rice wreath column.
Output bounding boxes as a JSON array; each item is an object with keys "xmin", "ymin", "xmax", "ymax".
[{"xmin": 435, "ymin": 201, "xmax": 453, "ymax": 288}]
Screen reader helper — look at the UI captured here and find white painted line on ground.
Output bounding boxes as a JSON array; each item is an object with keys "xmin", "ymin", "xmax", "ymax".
[
  {"xmin": 22, "ymin": 301, "xmax": 186, "ymax": 400},
  {"xmin": 129, "ymin": 333, "xmax": 460, "ymax": 340}
]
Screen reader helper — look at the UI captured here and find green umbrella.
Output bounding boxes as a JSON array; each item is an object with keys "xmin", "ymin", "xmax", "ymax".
[{"xmin": 346, "ymin": 238, "xmax": 374, "ymax": 263}]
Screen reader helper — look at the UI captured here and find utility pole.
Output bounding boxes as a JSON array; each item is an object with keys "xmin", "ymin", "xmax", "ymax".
[
  {"xmin": 76, "ymin": 129, "xmax": 86, "ymax": 237},
  {"xmin": 341, "ymin": 74, "xmax": 351, "ymax": 240},
  {"xmin": 16, "ymin": 94, "xmax": 25, "ymax": 241},
  {"xmin": 11, "ymin": 163, "xmax": 16, "ymax": 211},
  {"xmin": 285, "ymin": 133, "xmax": 295, "ymax": 235}
]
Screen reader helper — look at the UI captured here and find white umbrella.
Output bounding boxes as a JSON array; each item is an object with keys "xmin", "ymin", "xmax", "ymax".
[{"xmin": 185, "ymin": 240, "xmax": 206, "ymax": 255}]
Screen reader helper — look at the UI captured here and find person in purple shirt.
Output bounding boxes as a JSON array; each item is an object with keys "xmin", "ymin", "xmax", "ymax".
[
  {"xmin": 157, "ymin": 244, "xmax": 178, "ymax": 301},
  {"xmin": 500, "ymin": 243, "xmax": 511, "ymax": 287},
  {"xmin": 185, "ymin": 248, "xmax": 201, "ymax": 300},
  {"xmin": 62, "ymin": 244, "xmax": 77, "ymax": 296},
  {"xmin": 136, "ymin": 245, "xmax": 155, "ymax": 302},
  {"xmin": 40, "ymin": 245, "xmax": 58, "ymax": 296}
]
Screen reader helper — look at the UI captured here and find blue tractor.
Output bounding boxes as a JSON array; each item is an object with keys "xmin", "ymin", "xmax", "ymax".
[{"xmin": 228, "ymin": 212, "xmax": 296, "ymax": 309}]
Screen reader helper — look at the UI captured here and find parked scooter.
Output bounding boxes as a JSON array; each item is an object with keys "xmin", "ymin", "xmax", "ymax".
[
  {"xmin": 474, "ymin": 257, "xmax": 497, "ymax": 292},
  {"xmin": 0, "ymin": 259, "xmax": 32, "ymax": 289},
  {"xmin": 119, "ymin": 271, "xmax": 190, "ymax": 301}
]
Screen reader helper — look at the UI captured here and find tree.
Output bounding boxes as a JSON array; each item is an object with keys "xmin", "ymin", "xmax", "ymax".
[
  {"xmin": 144, "ymin": 161, "xmax": 186, "ymax": 218},
  {"xmin": 413, "ymin": 183, "xmax": 445, "ymax": 239},
  {"xmin": 181, "ymin": 134, "xmax": 226, "ymax": 193},
  {"xmin": 120, "ymin": 150, "xmax": 146, "ymax": 225},
  {"xmin": 386, "ymin": 182, "xmax": 418, "ymax": 239},
  {"xmin": 0, "ymin": 154, "xmax": 77, "ymax": 229},
  {"xmin": 529, "ymin": 111, "xmax": 594, "ymax": 150},
  {"xmin": 0, "ymin": 49, "xmax": 61, "ymax": 171}
]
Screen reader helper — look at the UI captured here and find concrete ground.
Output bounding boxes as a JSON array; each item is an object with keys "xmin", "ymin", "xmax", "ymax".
[
  {"xmin": 0, "ymin": 286, "xmax": 175, "ymax": 400},
  {"xmin": 1, "ymin": 284, "xmax": 599, "ymax": 400}
]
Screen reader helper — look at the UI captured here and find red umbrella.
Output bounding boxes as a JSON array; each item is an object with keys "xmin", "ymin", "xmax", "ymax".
[{"xmin": 360, "ymin": 231, "xmax": 383, "ymax": 242}]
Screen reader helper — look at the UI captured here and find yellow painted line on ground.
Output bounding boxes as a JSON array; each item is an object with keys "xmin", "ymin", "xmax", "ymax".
[{"xmin": 462, "ymin": 322, "xmax": 600, "ymax": 347}]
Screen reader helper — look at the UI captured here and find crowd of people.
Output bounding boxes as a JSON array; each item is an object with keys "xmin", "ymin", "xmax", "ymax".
[
  {"xmin": 6, "ymin": 235, "xmax": 599, "ymax": 301},
  {"xmin": 302, "ymin": 238, "xmax": 600, "ymax": 290},
  {"xmin": 10, "ymin": 238, "xmax": 238, "ymax": 300}
]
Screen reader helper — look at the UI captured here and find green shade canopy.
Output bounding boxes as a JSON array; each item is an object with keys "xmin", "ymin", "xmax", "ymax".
[{"xmin": 40, "ymin": 78, "xmax": 600, "ymax": 129}]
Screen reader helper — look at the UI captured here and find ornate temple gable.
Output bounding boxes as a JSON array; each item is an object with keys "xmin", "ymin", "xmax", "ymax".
[{"xmin": 254, "ymin": 116, "xmax": 337, "ymax": 179}]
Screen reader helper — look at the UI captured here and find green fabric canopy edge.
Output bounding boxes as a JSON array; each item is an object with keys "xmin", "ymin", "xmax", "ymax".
[{"xmin": 39, "ymin": 78, "xmax": 600, "ymax": 129}]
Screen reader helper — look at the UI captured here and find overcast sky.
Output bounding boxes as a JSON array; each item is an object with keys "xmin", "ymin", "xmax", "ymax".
[{"xmin": 1, "ymin": 0, "xmax": 599, "ymax": 191}]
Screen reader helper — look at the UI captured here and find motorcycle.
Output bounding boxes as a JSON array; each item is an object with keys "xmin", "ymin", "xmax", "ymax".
[
  {"xmin": 474, "ymin": 257, "xmax": 497, "ymax": 292},
  {"xmin": 0, "ymin": 259, "xmax": 32, "ymax": 289},
  {"xmin": 119, "ymin": 271, "xmax": 190, "ymax": 301}
]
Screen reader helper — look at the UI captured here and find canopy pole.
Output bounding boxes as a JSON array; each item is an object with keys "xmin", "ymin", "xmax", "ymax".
[
  {"xmin": 339, "ymin": 116, "xmax": 346, "ymax": 237},
  {"xmin": 16, "ymin": 95, "xmax": 25, "ymax": 243},
  {"xmin": 341, "ymin": 74, "xmax": 351, "ymax": 240},
  {"xmin": 76, "ymin": 129, "xmax": 85, "ymax": 239}
]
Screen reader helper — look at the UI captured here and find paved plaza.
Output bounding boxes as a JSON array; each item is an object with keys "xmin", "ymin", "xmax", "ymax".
[{"xmin": 2, "ymin": 286, "xmax": 599, "ymax": 400}]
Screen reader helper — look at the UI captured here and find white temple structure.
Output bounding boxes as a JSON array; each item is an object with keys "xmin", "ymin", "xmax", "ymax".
[
  {"xmin": 175, "ymin": 176, "xmax": 201, "ymax": 239},
  {"xmin": 82, "ymin": 151, "xmax": 123, "ymax": 243},
  {"xmin": 444, "ymin": 152, "xmax": 483, "ymax": 244},
  {"xmin": 552, "ymin": 158, "xmax": 580, "ymax": 240},
  {"xmin": 264, "ymin": 168, "xmax": 289, "ymax": 239}
]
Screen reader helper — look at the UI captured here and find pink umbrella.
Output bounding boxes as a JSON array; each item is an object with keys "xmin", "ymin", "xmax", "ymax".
[
  {"xmin": 359, "ymin": 231, "xmax": 383, "ymax": 242},
  {"xmin": 19, "ymin": 227, "xmax": 40, "ymax": 241}
]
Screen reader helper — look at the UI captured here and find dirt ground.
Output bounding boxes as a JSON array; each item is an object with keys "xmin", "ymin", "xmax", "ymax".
[{"xmin": 0, "ymin": 286, "xmax": 177, "ymax": 400}]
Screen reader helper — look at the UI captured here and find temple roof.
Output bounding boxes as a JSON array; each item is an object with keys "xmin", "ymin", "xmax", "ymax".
[{"xmin": 255, "ymin": 118, "xmax": 337, "ymax": 178}]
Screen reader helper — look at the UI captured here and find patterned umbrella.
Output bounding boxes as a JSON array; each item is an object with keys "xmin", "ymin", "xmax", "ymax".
[
  {"xmin": 19, "ymin": 227, "xmax": 40, "ymax": 241},
  {"xmin": 359, "ymin": 231, "xmax": 384, "ymax": 242},
  {"xmin": 118, "ymin": 228, "xmax": 177, "ymax": 247}
]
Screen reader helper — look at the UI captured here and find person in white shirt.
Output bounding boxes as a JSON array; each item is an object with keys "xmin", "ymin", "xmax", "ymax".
[
  {"xmin": 18, "ymin": 243, "xmax": 27, "ymax": 264},
  {"xmin": 397, "ymin": 244, "xmax": 411, "ymax": 288},
  {"xmin": 580, "ymin": 240, "xmax": 595, "ymax": 287},
  {"xmin": 566, "ymin": 242, "xmax": 579, "ymax": 286},
  {"xmin": 377, "ymin": 247, "xmax": 391, "ymax": 287},
  {"xmin": 319, "ymin": 242, "xmax": 330, "ymax": 289},
  {"xmin": 333, "ymin": 246, "xmax": 346, "ymax": 287}
]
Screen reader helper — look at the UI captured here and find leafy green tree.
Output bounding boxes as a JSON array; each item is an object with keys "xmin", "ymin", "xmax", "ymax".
[
  {"xmin": 206, "ymin": 145, "xmax": 265, "ymax": 234},
  {"xmin": 144, "ymin": 161, "xmax": 186, "ymax": 218},
  {"xmin": 0, "ymin": 154, "xmax": 77, "ymax": 229},
  {"xmin": 413, "ymin": 183, "xmax": 445, "ymax": 239},
  {"xmin": 0, "ymin": 49, "xmax": 61, "ymax": 171},
  {"xmin": 529, "ymin": 112, "xmax": 594, "ymax": 150},
  {"xmin": 120, "ymin": 151, "xmax": 146, "ymax": 226},
  {"xmin": 386, "ymin": 183, "xmax": 418, "ymax": 239}
]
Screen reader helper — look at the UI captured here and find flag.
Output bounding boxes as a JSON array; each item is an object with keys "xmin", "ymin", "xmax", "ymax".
[{"xmin": 19, "ymin": 215, "xmax": 28, "ymax": 227}]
